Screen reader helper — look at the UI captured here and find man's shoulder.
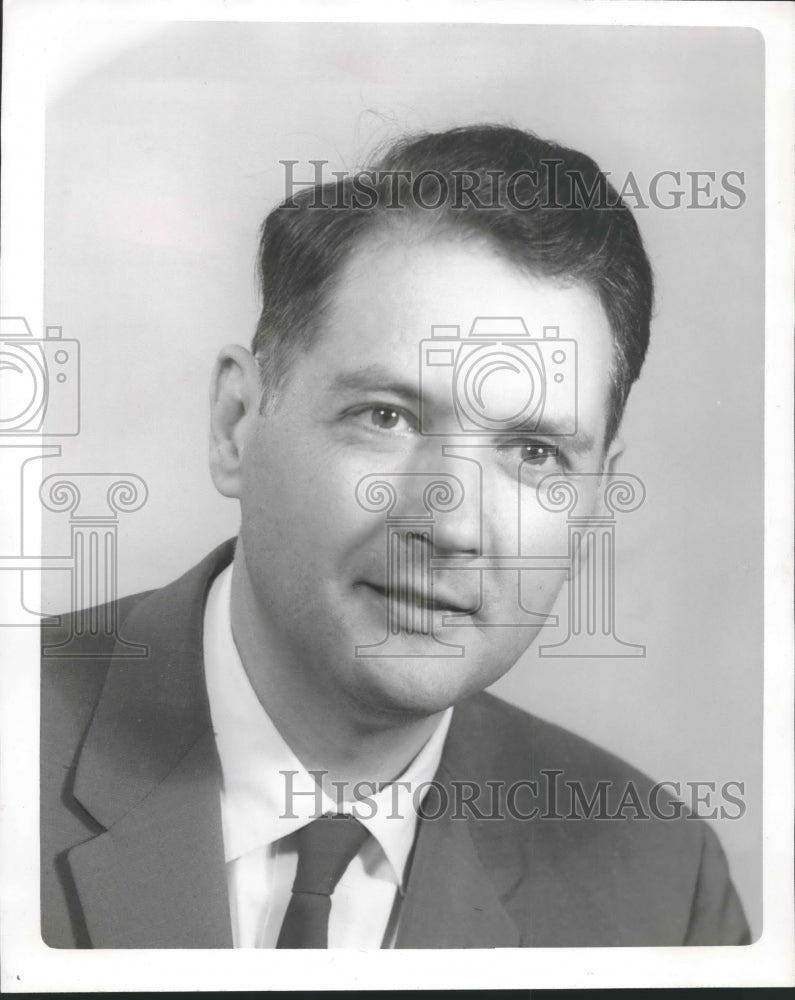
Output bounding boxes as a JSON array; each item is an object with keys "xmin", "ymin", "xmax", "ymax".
[
  {"xmin": 40, "ymin": 590, "xmax": 157, "ymax": 792},
  {"xmin": 40, "ymin": 538, "xmax": 235, "ymax": 676},
  {"xmin": 40, "ymin": 540, "xmax": 234, "ymax": 757},
  {"xmin": 41, "ymin": 589, "xmax": 155, "ymax": 655},
  {"xmin": 449, "ymin": 693, "xmax": 750, "ymax": 946},
  {"xmin": 457, "ymin": 690, "xmax": 662, "ymax": 791},
  {"xmin": 451, "ymin": 690, "xmax": 707, "ymax": 865}
]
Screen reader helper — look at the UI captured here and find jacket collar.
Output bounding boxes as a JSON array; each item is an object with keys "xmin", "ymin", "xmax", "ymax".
[{"xmin": 68, "ymin": 539, "xmax": 521, "ymax": 948}]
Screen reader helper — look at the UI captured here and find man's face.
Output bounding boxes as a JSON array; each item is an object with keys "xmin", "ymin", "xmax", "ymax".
[{"xmin": 235, "ymin": 234, "xmax": 617, "ymax": 725}]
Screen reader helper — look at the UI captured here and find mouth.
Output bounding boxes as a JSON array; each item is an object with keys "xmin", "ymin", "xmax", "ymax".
[{"xmin": 358, "ymin": 581, "xmax": 477, "ymax": 618}]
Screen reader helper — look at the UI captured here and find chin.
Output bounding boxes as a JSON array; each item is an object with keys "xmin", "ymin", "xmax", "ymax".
[{"xmin": 344, "ymin": 651, "xmax": 505, "ymax": 723}]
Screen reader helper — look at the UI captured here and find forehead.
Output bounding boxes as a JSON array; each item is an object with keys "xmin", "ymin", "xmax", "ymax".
[
  {"xmin": 313, "ymin": 233, "xmax": 615, "ymax": 392},
  {"xmin": 322, "ymin": 235, "xmax": 611, "ymax": 355}
]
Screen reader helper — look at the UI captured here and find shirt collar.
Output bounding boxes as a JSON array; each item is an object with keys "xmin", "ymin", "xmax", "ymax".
[{"xmin": 202, "ymin": 563, "xmax": 453, "ymax": 891}]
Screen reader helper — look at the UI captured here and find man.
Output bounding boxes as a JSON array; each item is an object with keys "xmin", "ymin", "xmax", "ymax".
[{"xmin": 41, "ymin": 124, "xmax": 750, "ymax": 948}]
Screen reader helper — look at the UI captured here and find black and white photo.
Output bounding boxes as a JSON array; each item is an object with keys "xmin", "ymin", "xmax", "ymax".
[{"xmin": 1, "ymin": 0, "xmax": 792, "ymax": 991}]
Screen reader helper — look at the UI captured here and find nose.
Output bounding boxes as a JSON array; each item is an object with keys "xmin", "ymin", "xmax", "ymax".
[
  {"xmin": 393, "ymin": 447, "xmax": 481, "ymax": 558},
  {"xmin": 429, "ymin": 485, "xmax": 480, "ymax": 558}
]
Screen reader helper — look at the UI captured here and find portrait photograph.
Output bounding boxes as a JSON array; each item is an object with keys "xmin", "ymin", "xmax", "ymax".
[{"xmin": 0, "ymin": 0, "xmax": 792, "ymax": 992}]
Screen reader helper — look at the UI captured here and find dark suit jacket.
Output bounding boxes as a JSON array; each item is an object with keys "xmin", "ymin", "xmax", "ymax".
[{"xmin": 41, "ymin": 540, "xmax": 750, "ymax": 948}]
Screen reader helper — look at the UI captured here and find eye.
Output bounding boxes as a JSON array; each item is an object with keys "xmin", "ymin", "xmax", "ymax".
[
  {"xmin": 519, "ymin": 442, "xmax": 559, "ymax": 466},
  {"xmin": 347, "ymin": 403, "xmax": 417, "ymax": 436},
  {"xmin": 495, "ymin": 439, "xmax": 566, "ymax": 479},
  {"xmin": 370, "ymin": 407, "xmax": 404, "ymax": 430}
]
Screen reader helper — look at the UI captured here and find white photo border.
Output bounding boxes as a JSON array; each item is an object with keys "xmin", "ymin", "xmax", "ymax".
[{"xmin": 1, "ymin": 0, "xmax": 792, "ymax": 990}]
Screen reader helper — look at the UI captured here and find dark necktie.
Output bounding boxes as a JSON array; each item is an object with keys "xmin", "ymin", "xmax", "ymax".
[{"xmin": 276, "ymin": 813, "xmax": 370, "ymax": 949}]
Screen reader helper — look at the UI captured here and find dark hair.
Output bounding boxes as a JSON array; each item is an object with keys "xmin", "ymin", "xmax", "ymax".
[{"xmin": 252, "ymin": 124, "xmax": 653, "ymax": 443}]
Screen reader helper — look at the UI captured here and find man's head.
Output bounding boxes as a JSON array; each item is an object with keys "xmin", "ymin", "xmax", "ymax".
[
  {"xmin": 210, "ymin": 124, "xmax": 653, "ymax": 727},
  {"xmin": 252, "ymin": 124, "xmax": 653, "ymax": 445}
]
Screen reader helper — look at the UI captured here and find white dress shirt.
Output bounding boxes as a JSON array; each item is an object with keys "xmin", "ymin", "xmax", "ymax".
[{"xmin": 202, "ymin": 564, "xmax": 453, "ymax": 948}]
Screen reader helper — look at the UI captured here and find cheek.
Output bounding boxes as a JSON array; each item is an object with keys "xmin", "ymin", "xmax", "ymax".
[
  {"xmin": 483, "ymin": 476, "xmax": 574, "ymax": 558},
  {"xmin": 519, "ymin": 508, "xmax": 571, "ymax": 557},
  {"xmin": 241, "ymin": 432, "xmax": 382, "ymax": 561},
  {"xmin": 519, "ymin": 567, "xmax": 568, "ymax": 617},
  {"xmin": 517, "ymin": 476, "xmax": 604, "ymax": 555}
]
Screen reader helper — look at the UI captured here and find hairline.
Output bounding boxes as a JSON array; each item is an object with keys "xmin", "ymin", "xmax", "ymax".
[{"xmin": 254, "ymin": 217, "xmax": 625, "ymax": 447}]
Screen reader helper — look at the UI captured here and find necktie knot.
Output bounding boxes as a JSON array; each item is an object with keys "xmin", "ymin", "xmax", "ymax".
[{"xmin": 291, "ymin": 813, "xmax": 370, "ymax": 896}]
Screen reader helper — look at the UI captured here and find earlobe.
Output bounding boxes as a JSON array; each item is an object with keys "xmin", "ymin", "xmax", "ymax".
[{"xmin": 209, "ymin": 345, "xmax": 261, "ymax": 499}]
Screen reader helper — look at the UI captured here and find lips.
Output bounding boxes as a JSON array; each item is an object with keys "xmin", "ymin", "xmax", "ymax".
[{"xmin": 359, "ymin": 581, "xmax": 477, "ymax": 617}]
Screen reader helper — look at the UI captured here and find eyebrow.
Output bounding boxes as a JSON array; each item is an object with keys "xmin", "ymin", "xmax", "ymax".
[{"xmin": 329, "ymin": 366, "xmax": 420, "ymax": 404}]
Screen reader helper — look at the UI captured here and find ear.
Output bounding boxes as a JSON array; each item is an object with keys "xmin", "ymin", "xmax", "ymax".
[
  {"xmin": 595, "ymin": 433, "xmax": 626, "ymax": 516},
  {"xmin": 209, "ymin": 345, "xmax": 261, "ymax": 499}
]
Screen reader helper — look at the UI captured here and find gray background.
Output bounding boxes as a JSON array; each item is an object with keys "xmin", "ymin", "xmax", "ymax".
[{"xmin": 41, "ymin": 22, "xmax": 763, "ymax": 934}]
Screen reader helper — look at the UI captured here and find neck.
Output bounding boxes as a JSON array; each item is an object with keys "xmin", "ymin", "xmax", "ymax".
[{"xmin": 228, "ymin": 547, "xmax": 444, "ymax": 790}]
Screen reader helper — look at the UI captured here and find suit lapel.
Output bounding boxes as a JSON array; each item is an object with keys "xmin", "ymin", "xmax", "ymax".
[
  {"xmin": 67, "ymin": 730, "xmax": 232, "ymax": 948},
  {"xmin": 67, "ymin": 541, "xmax": 236, "ymax": 948},
  {"xmin": 395, "ymin": 762, "xmax": 521, "ymax": 948},
  {"xmin": 395, "ymin": 702, "xmax": 525, "ymax": 948},
  {"xmin": 398, "ymin": 695, "xmax": 647, "ymax": 949}
]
